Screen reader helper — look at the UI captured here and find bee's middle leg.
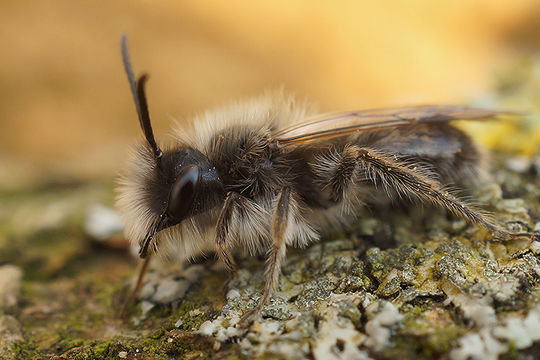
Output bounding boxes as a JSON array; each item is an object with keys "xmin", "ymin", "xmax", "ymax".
[{"xmin": 239, "ymin": 187, "xmax": 291, "ymax": 325}]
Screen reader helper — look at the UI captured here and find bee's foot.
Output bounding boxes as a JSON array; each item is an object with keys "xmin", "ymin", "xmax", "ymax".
[
  {"xmin": 237, "ymin": 307, "xmax": 262, "ymax": 329},
  {"xmin": 220, "ymin": 271, "xmax": 237, "ymax": 297},
  {"xmin": 491, "ymin": 228, "xmax": 538, "ymax": 242}
]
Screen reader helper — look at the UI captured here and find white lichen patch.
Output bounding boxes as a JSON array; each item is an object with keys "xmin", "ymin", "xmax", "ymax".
[
  {"xmin": 450, "ymin": 303, "xmax": 540, "ymax": 360},
  {"xmin": 493, "ymin": 306, "xmax": 540, "ymax": 349},
  {"xmin": 364, "ymin": 301, "xmax": 404, "ymax": 352},
  {"xmin": 196, "ymin": 311, "xmax": 244, "ymax": 342},
  {"xmin": 450, "ymin": 329, "xmax": 506, "ymax": 360},
  {"xmin": 312, "ymin": 293, "xmax": 371, "ymax": 360},
  {"xmin": 445, "ymin": 255, "xmax": 540, "ymax": 360},
  {"xmin": 84, "ymin": 204, "xmax": 123, "ymax": 241},
  {"xmin": 136, "ymin": 264, "xmax": 204, "ymax": 304}
]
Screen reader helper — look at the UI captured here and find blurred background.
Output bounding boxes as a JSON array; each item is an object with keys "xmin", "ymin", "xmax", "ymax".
[{"xmin": 2, "ymin": 0, "xmax": 540, "ymax": 188}]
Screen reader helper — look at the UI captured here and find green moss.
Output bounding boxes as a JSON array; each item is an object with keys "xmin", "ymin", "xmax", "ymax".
[
  {"xmin": 56, "ymin": 341, "xmax": 133, "ymax": 360},
  {"xmin": 500, "ymin": 340, "xmax": 520, "ymax": 360},
  {"xmin": 151, "ymin": 331, "xmax": 215, "ymax": 359},
  {"xmin": 388, "ymin": 325, "xmax": 464, "ymax": 360},
  {"xmin": 10, "ymin": 340, "xmax": 42, "ymax": 360}
]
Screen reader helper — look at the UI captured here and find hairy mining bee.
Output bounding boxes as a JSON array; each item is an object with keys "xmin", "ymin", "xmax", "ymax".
[{"xmin": 117, "ymin": 36, "xmax": 536, "ymax": 323}]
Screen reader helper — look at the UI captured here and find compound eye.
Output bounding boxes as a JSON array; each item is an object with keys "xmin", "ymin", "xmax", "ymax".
[{"xmin": 166, "ymin": 165, "xmax": 200, "ymax": 223}]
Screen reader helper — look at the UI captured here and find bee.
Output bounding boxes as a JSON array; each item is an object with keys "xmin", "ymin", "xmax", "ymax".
[{"xmin": 117, "ymin": 36, "xmax": 536, "ymax": 323}]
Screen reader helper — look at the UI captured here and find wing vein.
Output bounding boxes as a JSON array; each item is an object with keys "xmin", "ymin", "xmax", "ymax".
[{"xmin": 273, "ymin": 105, "xmax": 514, "ymax": 147}]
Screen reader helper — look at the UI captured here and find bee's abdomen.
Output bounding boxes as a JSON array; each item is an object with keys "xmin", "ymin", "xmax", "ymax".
[{"xmin": 366, "ymin": 123, "xmax": 483, "ymax": 184}]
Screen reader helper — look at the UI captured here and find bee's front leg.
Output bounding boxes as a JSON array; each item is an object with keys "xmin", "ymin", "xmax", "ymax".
[
  {"xmin": 239, "ymin": 187, "xmax": 291, "ymax": 326},
  {"xmin": 215, "ymin": 192, "xmax": 246, "ymax": 298},
  {"xmin": 216, "ymin": 192, "xmax": 241, "ymax": 274},
  {"xmin": 215, "ymin": 191, "xmax": 270, "ymax": 295},
  {"xmin": 119, "ymin": 254, "xmax": 153, "ymax": 318}
]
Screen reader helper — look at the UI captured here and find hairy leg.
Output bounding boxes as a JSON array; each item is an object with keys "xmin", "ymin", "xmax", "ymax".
[
  {"xmin": 215, "ymin": 192, "xmax": 241, "ymax": 273},
  {"xmin": 318, "ymin": 145, "xmax": 535, "ymax": 240},
  {"xmin": 216, "ymin": 191, "xmax": 273, "ymax": 295},
  {"xmin": 356, "ymin": 147, "xmax": 536, "ymax": 239},
  {"xmin": 239, "ymin": 187, "xmax": 291, "ymax": 325}
]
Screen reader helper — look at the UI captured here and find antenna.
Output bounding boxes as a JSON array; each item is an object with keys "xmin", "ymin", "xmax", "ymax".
[{"xmin": 121, "ymin": 34, "xmax": 163, "ymax": 161}]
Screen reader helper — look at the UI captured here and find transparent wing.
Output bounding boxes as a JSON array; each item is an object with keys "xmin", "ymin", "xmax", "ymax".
[{"xmin": 273, "ymin": 105, "xmax": 513, "ymax": 147}]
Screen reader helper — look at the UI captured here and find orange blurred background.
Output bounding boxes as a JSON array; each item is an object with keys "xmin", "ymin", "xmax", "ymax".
[{"xmin": 1, "ymin": 0, "xmax": 540, "ymax": 185}]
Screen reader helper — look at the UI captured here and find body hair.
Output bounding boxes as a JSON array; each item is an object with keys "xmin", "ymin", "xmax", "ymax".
[{"xmin": 117, "ymin": 91, "xmax": 491, "ymax": 265}]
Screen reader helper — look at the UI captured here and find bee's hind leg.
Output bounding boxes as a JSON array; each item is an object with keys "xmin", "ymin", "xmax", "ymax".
[
  {"xmin": 238, "ymin": 187, "xmax": 291, "ymax": 327},
  {"xmin": 353, "ymin": 147, "xmax": 536, "ymax": 241}
]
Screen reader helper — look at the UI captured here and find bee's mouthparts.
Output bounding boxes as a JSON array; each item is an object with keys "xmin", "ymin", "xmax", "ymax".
[{"xmin": 139, "ymin": 213, "xmax": 168, "ymax": 258}]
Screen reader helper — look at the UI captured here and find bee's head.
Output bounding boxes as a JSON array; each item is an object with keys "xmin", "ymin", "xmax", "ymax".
[
  {"xmin": 118, "ymin": 36, "xmax": 223, "ymax": 259},
  {"xmin": 140, "ymin": 147, "xmax": 223, "ymax": 258}
]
